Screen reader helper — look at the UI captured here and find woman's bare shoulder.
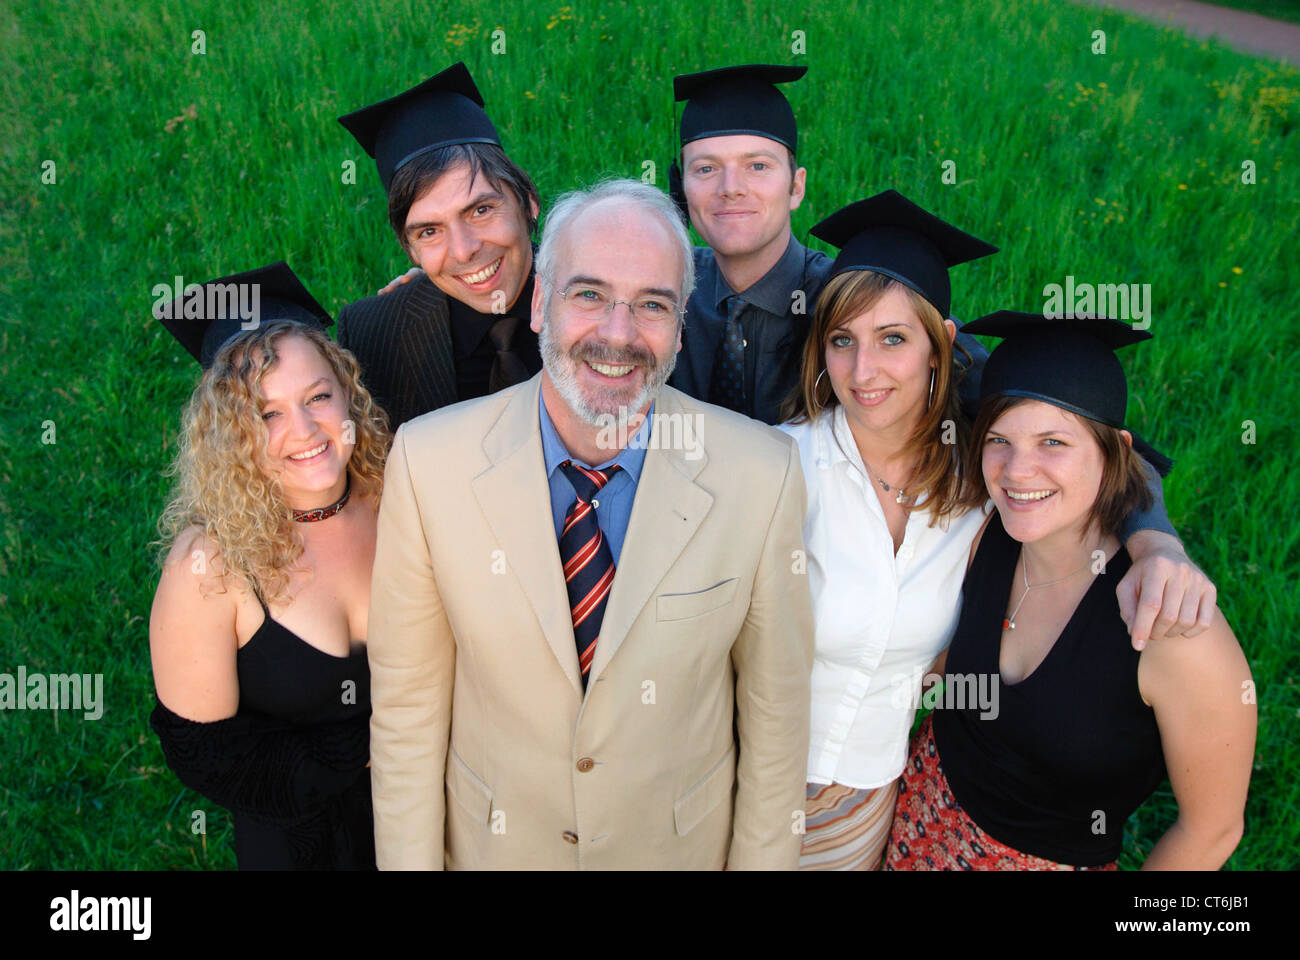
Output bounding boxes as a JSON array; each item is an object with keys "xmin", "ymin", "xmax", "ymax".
[{"xmin": 151, "ymin": 525, "xmax": 243, "ymax": 720}]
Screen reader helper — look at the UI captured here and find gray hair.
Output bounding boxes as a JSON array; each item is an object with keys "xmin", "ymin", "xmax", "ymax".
[{"xmin": 535, "ymin": 178, "xmax": 695, "ymax": 308}]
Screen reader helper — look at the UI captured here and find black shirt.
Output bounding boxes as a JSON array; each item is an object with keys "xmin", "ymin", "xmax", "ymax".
[
  {"xmin": 672, "ymin": 235, "xmax": 831, "ymax": 426},
  {"xmin": 671, "ymin": 235, "xmax": 991, "ymax": 425},
  {"xmin": 446, "ymin": 272, "xmax": 542, "ymax": 400},
  {"xmin": 933, "ymin": 512, "xmax": 1167, "ymax": 866}
]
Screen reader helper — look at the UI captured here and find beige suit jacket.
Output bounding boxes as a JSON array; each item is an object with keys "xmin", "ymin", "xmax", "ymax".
[{"xmin": 367, "ymin": 375, "xmax": 813, "ymax": 869}]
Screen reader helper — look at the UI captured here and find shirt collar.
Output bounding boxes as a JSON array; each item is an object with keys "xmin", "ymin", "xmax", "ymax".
[
  {"xmin": 820, "ymin": 404, "xmax": 941, "ymax": 515},
  {"xmin": 538, "ymin": 383, "xmax": 652, "ymax": 483},
  {"xmin": 817, "ymin": 404, "xmax": 867, "ymax": 481},
  {"xmin": 710, "ymin": 234, "xmax": 806, "ymax": 316}
]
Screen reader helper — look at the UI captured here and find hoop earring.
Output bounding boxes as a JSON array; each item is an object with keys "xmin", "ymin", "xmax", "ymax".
[
  {"xmin": 927, "ymin": 368, "xmax": 935, "ymax": 411},
  {"xmin": 814, "ymin": 368, "xmax": 828, "ymax": 399}
]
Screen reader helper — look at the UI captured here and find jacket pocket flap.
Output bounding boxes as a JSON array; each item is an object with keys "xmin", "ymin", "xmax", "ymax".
[
  {"xmin": 445, "ymin": 748, "xmax": 493, "ymax": 825},
  {"xmin": 673, "ymin": 745, "xmax": 736, "ymax": 836},
  {"xmin": 656, "ymin": 578, "xmax": 738, "ymax": 622}
]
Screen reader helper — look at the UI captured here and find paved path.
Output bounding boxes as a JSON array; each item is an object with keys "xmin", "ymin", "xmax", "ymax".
[{"xmin": 1080, "ymin": 0, "xmax": 1300, "ymax": 63}]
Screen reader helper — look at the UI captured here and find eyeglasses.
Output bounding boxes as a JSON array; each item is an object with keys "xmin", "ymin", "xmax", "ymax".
[{"xmin": 548, "ymin": 280, "xmax": 681, "ymax": 326}]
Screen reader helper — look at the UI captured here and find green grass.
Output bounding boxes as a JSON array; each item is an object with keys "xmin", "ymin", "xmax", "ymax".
[
  {"xmin": 2, "ymin": 0, "xmax": 1296, "ymax": 870},
  {"xmin": 1201, "ymin": 0, "xmax": 1300, "ymax": 27}
]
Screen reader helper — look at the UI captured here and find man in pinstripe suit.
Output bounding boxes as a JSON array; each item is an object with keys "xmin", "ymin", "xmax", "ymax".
[{"xmin": 338, "ymin": 63, "xmax": 543, "ymax": 431}]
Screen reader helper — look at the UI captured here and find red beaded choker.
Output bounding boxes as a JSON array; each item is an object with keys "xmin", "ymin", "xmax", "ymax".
[{"xmin": 291, "ymin": 476, "xmax": 351, "ymax": 522}]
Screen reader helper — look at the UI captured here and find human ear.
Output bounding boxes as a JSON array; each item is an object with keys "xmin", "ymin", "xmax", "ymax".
[
  {"xmin": 530, "ymin": 279, "xmax": 546, "ymax": 334},
  {"xmin": 789, "ymin": 166, "xmax": 807, "ymax": 211}
]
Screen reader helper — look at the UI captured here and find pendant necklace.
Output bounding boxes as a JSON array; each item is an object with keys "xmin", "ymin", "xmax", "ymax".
[{"xmin": 1003, "ymin": 548, "xmax": 1098, "ymax": 630}]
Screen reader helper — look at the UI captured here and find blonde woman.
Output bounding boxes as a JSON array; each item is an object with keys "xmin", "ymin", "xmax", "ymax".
[
  {"xmin": 778, "ymin": 193, "xmax": 1217, "ymax": 870},
  {"xmin": 149, "ymin": 264, "xmax": 390, "ymax": 869}
]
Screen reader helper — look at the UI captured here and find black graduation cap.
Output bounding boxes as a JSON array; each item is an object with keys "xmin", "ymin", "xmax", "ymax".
[
  {"xmin": 156, "ymin": 261, "xmax": 332, "ymax": 370},
  {"xmin": 674, "ymin": 64, "xmax": 807, "ymax": 152},
  {"xmin": 963, "ymin": 311, "xmax": 1172, "ymax": 474},
  {"xmin": 809, "ymin": 189, "xmax": 998, "ymax": 319},
  {"xmin": 338, "ymin": 61, "xmax": 500, "ymax": 192},
  {"xmin": 963, "ymin": 311, "xmax": 1148, "ymax": 430}
]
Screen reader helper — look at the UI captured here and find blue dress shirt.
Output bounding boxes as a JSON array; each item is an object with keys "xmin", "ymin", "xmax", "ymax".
[{"xmin": 539, "ymin": 390, "xmax": 652, "ymax": 565}]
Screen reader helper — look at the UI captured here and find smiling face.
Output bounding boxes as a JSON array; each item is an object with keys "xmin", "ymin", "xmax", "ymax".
[
  {"xmin": 531, "ymin": 199, "xmax": 684, "ymax": 427},
  {"xmin": 256, "ymin": 333, "xmax": 353, "ymax": 511},
  {"xmin": 981, "ymin": 400, "xmax": 1108, "ymax": 545},
  {"xmin": 402, "ymin": 161, "xmax": 538, "ymax": 314},
  {"xmin": 681, "ymin": 134, "xmax": 805, "ymax": 264},
  {"xmin": 823, "ymin": 283, "xmax": 951, "ymax": 446}
]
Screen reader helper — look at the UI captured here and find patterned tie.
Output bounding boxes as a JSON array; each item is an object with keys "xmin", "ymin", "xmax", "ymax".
[
  {"xmin": 558, "ymin": 460, "xmax": 621, "ymax": 687},
  {"xmin": 708, "ymin": 295, "xmax": 746, "ymax": 413}
]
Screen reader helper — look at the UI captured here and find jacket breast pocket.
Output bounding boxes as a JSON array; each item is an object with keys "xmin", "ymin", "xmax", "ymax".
[
  {"xmin": 445, "ymin": 748, "xmax": 494, "ymax": 825},
  {"xmin": 673, "ymin": 745, "xmax": 737, "ymax": 836},
  {"xmin": 656, "ymin": 578, "xmax": 739, "ymax": 622}
]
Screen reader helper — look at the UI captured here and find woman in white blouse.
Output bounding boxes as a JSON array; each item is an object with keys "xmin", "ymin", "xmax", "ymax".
[{"xmin": 778, "ymin": 191, "xmax": 1217, "ymax": 869}]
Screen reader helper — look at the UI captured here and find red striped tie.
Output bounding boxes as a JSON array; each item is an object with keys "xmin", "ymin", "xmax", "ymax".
[{"xmin": 558, "ymin": 460, "xmax": 620, "ymax": 687}]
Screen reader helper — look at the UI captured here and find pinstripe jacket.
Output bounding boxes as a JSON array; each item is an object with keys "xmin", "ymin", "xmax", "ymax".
[
  {"xmin": 337, "ymin": 272, "xmax": 543, "ymax": 432},
  {"xmin": 337, "ymin": 273, "xmax": 460, "ymax": 432}
]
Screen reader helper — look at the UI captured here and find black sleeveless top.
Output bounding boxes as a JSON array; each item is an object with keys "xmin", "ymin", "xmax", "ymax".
[
  {"xmin": 932, "ymin": 513, "xmax": 1166, "ymax": 866},
  {"xmin": 229, "ymin": 594, "xmax": 374, "ymax": 869}
]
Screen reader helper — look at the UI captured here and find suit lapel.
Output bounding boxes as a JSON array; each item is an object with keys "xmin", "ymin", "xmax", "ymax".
[
  {"xmin": 471, "ymin": 376, "xmax": 582, "ymax": 694},
  {"xmin": 402, "ymin": 276, "xmax": 458, "ymax": 412},
  {"xmin": 588, "ymin": 387, "xmax": 713, "ymax": 685}
]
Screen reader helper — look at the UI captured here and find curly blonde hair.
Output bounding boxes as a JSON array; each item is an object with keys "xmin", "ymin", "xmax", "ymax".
[{"xmin": 155, "ymin": 321, "xmax": 391, "ymax": 605}]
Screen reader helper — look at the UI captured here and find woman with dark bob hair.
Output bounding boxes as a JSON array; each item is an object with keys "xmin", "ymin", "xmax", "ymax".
[
  {"xmin": 885, "ymin": 312, "xmax": 1255, "ymax": 870},
  {"xmin": 149, "ymin": 264, "xmax": 390, "ymax": 869}
]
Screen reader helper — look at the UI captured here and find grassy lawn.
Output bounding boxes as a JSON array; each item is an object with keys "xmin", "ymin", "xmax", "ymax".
[
  {"xmin": 2, "ymin": 0, "xmax": 1296, "ymax": 870},
  {"xmin": 1202, "ymin": 0, "xmax": 1300, "ymax": 27}
]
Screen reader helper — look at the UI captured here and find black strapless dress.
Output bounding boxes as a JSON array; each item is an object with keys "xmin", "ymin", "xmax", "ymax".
[{"xmin": 150, "ymin": 596, "xmax": 374, "ymax": 870}]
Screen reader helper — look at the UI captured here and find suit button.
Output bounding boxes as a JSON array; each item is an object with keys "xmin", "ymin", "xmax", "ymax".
[
  {"xmin": 561, "ymin": 830, "xmax": 579, "ymax": 844},
  {"xmin": 576, "ymin": 757, "xmax": 595, "ymax": 772}
]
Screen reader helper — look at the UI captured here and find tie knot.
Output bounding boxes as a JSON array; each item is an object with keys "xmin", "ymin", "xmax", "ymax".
[{"xmin": 560, "ymin": 460, "xmax": 620, "ymax": 502}]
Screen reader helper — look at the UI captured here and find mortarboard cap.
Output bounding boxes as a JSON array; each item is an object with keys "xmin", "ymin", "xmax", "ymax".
[
  {"xmin": 809, "ymin": 189, "xmax": 998, "ymax": 318},
  {"xmin": 674, "ymin": 64, "xmax": 806, "ymax": 152},
  {"xmin": 962, "ymin": 311, "xmax": 1172, "ymax": 473},
  {"xmin": 338, "ymin": 61, "xmax": 500, "ymax": 192},
  {"xmin": 962, "ymin": 311, "xmax": 1149, "ymax": 430},
  {"xmin": 156, "ymin": 261, "xmax": 333, "ymax": 370}
]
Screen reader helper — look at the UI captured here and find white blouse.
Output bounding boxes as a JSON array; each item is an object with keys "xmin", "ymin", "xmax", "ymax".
[{"xmin": 778, "ymin": 407, "xmax": 989, "ymax": 790}]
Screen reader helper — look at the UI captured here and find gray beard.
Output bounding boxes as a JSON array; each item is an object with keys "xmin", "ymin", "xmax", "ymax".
[{"xmin": 538, "ymin": 303, "xmax": 678, "ymax": 427}]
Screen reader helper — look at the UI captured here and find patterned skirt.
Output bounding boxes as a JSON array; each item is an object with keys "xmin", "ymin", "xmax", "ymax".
[
  {"xmin": 883, "ymin": 716, "xmax": 1118, "ymax": 871},
  {"xmin": 799, "ymin": 778, "xmax": 900, "ymax": 871}
]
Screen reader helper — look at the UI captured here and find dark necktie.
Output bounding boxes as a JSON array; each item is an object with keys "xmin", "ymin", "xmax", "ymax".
[
  {"xmin": 708, "ymin": 295, "xmax": 746, "ymax": 413},
  {"xmin": 558, "ymin": 460, "xmax": 621, "ymax": 687},
  {"xmin": 488, "ymin": 315, "xmax": 532, "ymax": 393}
]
